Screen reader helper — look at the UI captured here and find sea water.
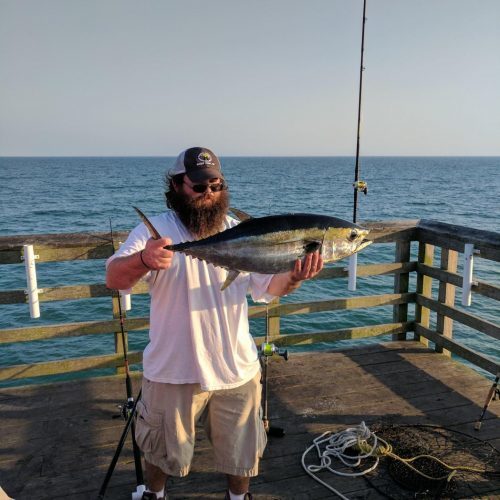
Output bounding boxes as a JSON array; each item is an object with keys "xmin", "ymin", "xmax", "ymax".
[{"xmin": 0, "ymin": 156, "xmax": 499, "ymax": 386}]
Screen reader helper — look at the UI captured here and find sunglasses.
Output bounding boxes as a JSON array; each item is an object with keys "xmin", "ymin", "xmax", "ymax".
[{"xmin": 183, "ymin": 180, "xmax": 227, "ymax": 193}]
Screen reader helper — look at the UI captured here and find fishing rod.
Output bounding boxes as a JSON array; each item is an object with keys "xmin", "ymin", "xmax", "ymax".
[
  {"xmin": 474, "ymin": 372, "xmax": 500, "ymax": 431},
  {"xmin": 352, "ymin": 0, "xmax": 368, "ymax": 224},
  {"xmin": 98, "ymin": 388, "xmax": 143, "ymax": 500},
  {"xmin": 348, "ymin": 0, "xmax": 368, "ymax": 292},
  {"xmin": 97, "ymin": 221, "xmax": 145, "ymax": 500}
]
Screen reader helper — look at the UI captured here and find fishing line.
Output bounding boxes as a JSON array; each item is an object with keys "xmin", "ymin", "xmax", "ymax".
[{"xmin": 259, "ymin": 303, "xmax": 287, "ymax": 438}]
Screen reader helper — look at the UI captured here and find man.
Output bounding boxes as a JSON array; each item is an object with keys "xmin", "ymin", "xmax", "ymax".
[{"xmin": 106, "ymin": 147, "xmax": 323, "ymax": 500}]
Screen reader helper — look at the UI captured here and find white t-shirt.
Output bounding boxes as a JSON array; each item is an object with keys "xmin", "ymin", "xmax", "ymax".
[{"xmin": 107, "ymin": 211, "xmax": 275, "ymax": 391}]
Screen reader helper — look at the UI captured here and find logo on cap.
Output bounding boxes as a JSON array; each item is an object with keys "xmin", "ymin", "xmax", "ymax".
[{"xmin": 197, "ymin": 152, "xmax": 215, "ymax": 168}]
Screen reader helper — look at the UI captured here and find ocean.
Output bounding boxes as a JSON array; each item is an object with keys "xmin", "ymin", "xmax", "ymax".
[{"xmin": 0, "ymin": 156, "xmax": 499, "ymax": 386}]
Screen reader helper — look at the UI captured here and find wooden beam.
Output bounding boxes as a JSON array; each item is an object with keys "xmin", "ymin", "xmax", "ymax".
[
  {"xmin": 0, "ymin": 224, "xmax": 419, "ymax": 249},
  {"xmin": 361, "ymin": 220, "xmax": 419, "ymax": 243},
  {"xmin": 255, "ymin": 322, "xmax": 414, "ymax": 347},
  {"xmin": 266, "ymin": 297, "xmax": 280, "ymax": 338},
  {"xmin": 0, "ymin": 263, "xmax": 419, "ymax": 306},
  {"xmin": 111, "ymin": 292, "xmax": 126, "ymax": 375},
  {"xmin": 417, "ymin": 263, "xmax": 500, "ymax": 301},
  {"xmin": 417, "ymin": 263, "xmax": 462, "ymax": 287},
  {"xmin": 0, "ymin": 351, "xmax": 143, "ymax": 381},
  {"xmin": 415, "ymin": 242, "xmax": 434, "ymax": 346},
  {"xmin": 0, "ymin": 317, "xmax": 149, "ymax": 344},
  {"xmin": 0, "ymin": 289, "xmax": 27, "ymax": 305},
  {"xmin": 393, "ymin": 241, "xmax": 411, "ymax": 341},
  {"xmin": 417, "ymin": 220, "xmax": 500, "ymax": 262},
  {"xmin": 249, "ymin": 293, "xmax": 416, "ymax": 319},
  {"xmin": 435, "ymin": 249, "xmax": 458, "ymax": 356},
  {"xmin": 416, "ymin": 294, "xmax": 500, "ymax": 341},
  {"xmin": 472, "ymin": 281, "xmax": 500, "ymax": 301},
  {"xmin": 415, "ymin": 324, "xmax": 500, "ymax": 375},
  {"xmin": 313, "ymin": 261, "xmax": 416, "ymax": 281}
]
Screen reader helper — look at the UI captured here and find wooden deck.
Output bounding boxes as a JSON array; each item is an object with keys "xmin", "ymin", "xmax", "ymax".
[{"xmin": 1, "ymin": 341, "xmax": 499, "ymax": 500}]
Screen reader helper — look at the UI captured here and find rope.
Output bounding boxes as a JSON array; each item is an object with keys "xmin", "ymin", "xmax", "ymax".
[{"xmin": 301, "ymin": 421, "xmax": 486, "ymax": 499}]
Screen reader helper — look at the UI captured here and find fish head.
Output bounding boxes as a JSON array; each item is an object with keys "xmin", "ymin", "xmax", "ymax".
[{"xmin": 321, "ymin": 225, "xmax": 372, "ymax": 262}]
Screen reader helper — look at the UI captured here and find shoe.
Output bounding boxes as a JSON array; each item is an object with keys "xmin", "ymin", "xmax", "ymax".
[
  {"xmin": 141, "ymin": 492, "xmax": 167, "ymax": 500},
  {"xmin": 224, "ymin": 491, "xmax": 253, "ymax": 500}
]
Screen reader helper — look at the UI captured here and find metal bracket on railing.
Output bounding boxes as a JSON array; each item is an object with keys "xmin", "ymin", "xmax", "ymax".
[
  {"xmin": 347, "ymin": 253, "xmax": 358, "ymax": 291},
  {"xmin": 120, "ymin": 290, "xmax": 131, "ymax": 311},
  {"xmin": 22, "ymin": 244, "xmax": 41, "ymax": 319},
  {"xmin": 462, "ymin": 243, "xmax": 478, "ymax": 307}
]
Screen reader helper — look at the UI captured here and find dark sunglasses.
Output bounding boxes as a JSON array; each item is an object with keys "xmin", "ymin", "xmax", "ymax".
[{"xmin": 184, "ymin": 180, "xmax": 227, "ymax": 193}]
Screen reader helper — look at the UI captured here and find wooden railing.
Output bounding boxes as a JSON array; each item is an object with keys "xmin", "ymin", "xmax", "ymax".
[{"xmin": 0, "ymin": 219, "xmax": 498, "ymax": 385}]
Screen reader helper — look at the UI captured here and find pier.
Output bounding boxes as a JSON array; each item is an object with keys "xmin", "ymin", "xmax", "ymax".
[{"xmin": 0, "ymin": 219, "xmax": 499, "ymax": 498}]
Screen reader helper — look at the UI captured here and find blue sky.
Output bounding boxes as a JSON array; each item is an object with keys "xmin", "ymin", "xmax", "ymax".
[{"xmin": 1, "ymin": 0, "xmax": 499, "ymax": 156}]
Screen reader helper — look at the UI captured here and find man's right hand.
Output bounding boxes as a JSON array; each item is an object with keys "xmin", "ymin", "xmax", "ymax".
[
  {"xmin": 141, "ymin": 237, "xmax": 174, "ymax": 270},
  {"xmin": 106, "ymin": 236, "xmax": 174, "ymax": 290}
]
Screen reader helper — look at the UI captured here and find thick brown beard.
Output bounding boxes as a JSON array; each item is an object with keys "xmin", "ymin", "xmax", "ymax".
[{"xmin": 166, "ymin": 188, "xmax": 230, "ymax": 239}]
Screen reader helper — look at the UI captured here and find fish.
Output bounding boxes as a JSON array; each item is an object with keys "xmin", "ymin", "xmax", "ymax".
[{"xmin": 133, "ymin": 207, "xmax": 372, "ymax": 290}]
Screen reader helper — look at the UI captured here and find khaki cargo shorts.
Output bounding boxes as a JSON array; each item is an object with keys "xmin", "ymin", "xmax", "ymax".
[{"xmin": 135, "ymin": 371, "xmax": 267, "ymax": 477}]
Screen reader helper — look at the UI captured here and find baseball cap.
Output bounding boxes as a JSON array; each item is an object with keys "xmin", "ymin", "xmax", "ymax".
[{"xmin": 168, "ymin": 147, "xmax": 223, "ymax": 183}]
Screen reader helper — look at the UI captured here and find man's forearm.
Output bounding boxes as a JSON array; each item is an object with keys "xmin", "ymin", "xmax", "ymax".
[
  {"xmin": 106, "ymin": 252, "xmax": 149, "ymax": 290},
  {"xmin": 106, "ymin": 237, "xmax": 174, "ymax": 290}
]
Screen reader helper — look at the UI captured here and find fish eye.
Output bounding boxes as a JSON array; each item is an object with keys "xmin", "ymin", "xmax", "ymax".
[{"xmin": 349, "ymin": 229, "xmax": 358, "ymax": 241}]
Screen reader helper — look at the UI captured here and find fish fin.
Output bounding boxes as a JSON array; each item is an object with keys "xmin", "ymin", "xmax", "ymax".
[
  {"xmin": 133, "ymin": 206, "xmax": 162, "ymax": 240},
  {"xmin": 229, "ymin": 207, "xmax": 253, "ymax": 221},
  {"xmin": 221, "ymin": 270, "xmax": 240, "ymax": 290},
  {"xmin": 133, "ymin": 207, "xmax": 163, "ymax": 284},
  {"xmin": 304, "ymin": 240, "xmax": 322, "ymax": 253}
]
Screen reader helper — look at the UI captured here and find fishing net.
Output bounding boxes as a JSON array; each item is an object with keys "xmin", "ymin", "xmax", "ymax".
[{"xmin": 365, "ymin": 423, "xmax": 500, "ymax": 499}]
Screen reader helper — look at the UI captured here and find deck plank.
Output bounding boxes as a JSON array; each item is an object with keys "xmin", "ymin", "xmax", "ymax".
[{"xmin": 0, "ymin": 341, "xmax": 499, "ymax": 499}]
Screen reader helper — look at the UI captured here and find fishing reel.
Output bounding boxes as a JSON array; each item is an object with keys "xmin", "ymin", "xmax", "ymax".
[
  {"xmin": 353, "ymin": 180, "xmax": 368, "ymax": 195},
  {"xmin": 260, "ymin": 342, "xmax": 289, "ymax": 361},
  {"xmin": 113, "ymin": 398, "xmax": 135, "ymax": 420}
]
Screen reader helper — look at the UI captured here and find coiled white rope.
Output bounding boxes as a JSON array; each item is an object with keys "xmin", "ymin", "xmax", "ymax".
[
  {"xmin": 301, "ymin": 421, "xmax": 381, "ymax": 500},
  {"xmin": 302, "ymin": 421, "xmax": 488, "ymax": 498}
]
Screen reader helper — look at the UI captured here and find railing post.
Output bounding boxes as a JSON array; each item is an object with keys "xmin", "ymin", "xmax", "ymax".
[
  {"xmin": 415, "ymin": 242, "xmax": 434, "ymax": 346},
  {"xmin": 267, "ymin": 297, "xmax": 280, "ymax": 339},
  {"xmin": 111, "ymin": 239, "xmax": 127, "ymax": 375},
  {"xmin": 436, "ymin": 248, "xmax": 458, "ymax": 356},
  {"xmin": 112, "ymin": 291, "xmax": 127, "ymax": 375},
  {"xmin": 393, "ymin": 241, "xmax": 411, "ymax": 341}
]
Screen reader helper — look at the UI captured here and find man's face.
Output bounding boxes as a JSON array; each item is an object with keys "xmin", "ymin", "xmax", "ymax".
[
  {"xmin": 176, "ymin": 176, "xmax": 225, "ymax": 206},
  {"xmin": 169, "ymin": 174, "xmax": 230, "ymax": 238}
]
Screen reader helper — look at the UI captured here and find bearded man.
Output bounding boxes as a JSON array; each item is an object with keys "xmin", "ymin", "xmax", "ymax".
[{"xmin": 106, "ymin": 147, "xmax": 323, "ymax": 500}]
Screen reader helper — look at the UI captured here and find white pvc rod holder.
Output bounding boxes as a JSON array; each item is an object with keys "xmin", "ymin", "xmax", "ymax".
[
  {"xmin": 348, "ymin": 253, "xmax": 358, "ymax": 291},
  {"xmin": 120, "ymin": 290, "xmax": 131, "ymax": 311},
  {"xmin": 462, "ymin": 243, "xmax": 474, "ymax": 307},
  {"xmin": 23, "ymin": 244, "xmax": 41, "ymax": 319}
]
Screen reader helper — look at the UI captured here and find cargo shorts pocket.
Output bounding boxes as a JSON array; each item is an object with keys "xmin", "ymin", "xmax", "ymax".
[{"xmin": 135, "ymin": 400, "xmax": 166, "ymax": 457}]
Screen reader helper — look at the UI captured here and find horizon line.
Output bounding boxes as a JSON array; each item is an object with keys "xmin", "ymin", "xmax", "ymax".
[{"xmin": 1, "ymin": 154, "xmax": 499, "ymax": 159}]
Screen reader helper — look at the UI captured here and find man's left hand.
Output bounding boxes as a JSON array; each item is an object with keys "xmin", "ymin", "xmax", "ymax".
[
  {"xmin": 266, "ymin": 251, "xmax": 324, "ymax": 296},
  {"xmin": 291, "ymin": 251, "xmax": 324, "ymax": 282}
]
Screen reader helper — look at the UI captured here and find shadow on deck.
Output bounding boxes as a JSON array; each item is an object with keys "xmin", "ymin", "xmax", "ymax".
[{"xmin": 1, "ymin": 341, "xmax": 499, "ymax": 500}]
